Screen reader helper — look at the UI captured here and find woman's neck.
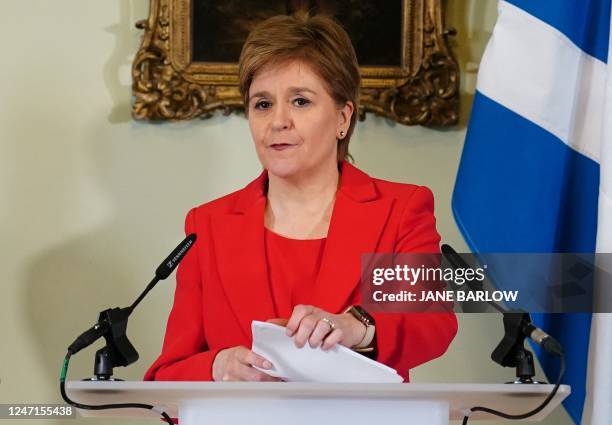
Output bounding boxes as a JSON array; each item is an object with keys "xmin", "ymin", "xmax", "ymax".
[{"xmin": 265, "ymin": 160, "xmax": 340, "ymax": 239}]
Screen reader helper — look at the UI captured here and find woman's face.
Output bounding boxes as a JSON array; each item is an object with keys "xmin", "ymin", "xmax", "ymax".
[{"xmin": 247, "ymin": 59, "xmax": 353, "ymax": 179}]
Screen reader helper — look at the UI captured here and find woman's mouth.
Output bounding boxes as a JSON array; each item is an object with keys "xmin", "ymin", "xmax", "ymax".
[{"xmin": 270, "ymin": 143, "xmax": 295, "ymax": 151}]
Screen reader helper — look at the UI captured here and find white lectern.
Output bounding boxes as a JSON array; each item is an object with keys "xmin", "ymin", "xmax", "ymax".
[{"xmin": 67, "ymin": 381, "xmax": 570, "ymax": 424}]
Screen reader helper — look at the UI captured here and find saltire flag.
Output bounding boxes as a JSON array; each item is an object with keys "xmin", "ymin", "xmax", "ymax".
[{"xmin": 452, "ymin": 1, "xmax": 612, "ymax": 424}]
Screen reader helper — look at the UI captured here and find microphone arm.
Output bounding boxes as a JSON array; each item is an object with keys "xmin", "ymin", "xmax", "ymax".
[
  {"xmin": 440, "ymin": 245, "xmax": 505, "ymax": 314},
  {"xmin": 66, "ymin": 234, "xmax": 197, "ymax": 380}
]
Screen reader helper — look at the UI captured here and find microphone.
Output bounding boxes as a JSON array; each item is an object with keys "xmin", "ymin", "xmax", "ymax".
[
  {"xmin": 128, "ymin": 233, "xmax": 197, "ymax": 313},
  {"xmin": 155, "ymin": 233, "xmax": 197, "ymax": 280},
  {"xmin": 61, "ymin": 233, "xmax": 198, "ymax": 425},
  {"xmin": 441, "ymin": 245, "xmax": 567, "ymax": 423},
  {"xmin": 441, "ymin": 244, "xmax": 563, "ymax": 356},
  {"xmin": 67, "ymin": 234, "xmax": 198, "ymax": 359}
]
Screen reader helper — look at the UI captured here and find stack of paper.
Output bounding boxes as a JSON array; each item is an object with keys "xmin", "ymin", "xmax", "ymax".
[{"xmin": 251, "ymin": 321, "xmax": 403, "ymax": 383}]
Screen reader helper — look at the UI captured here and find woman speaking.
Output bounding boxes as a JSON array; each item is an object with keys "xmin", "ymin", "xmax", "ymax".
[{"xmin": 145, "ymin": 11, "xmax": 457, "ymax": 383}]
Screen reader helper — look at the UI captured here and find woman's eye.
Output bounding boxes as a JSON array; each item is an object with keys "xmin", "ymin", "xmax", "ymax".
[
  {"xmin": 254, "ymin": 100, "xmax": 271, "ymax": 110},
  {"xmin": 293, "ymin": 97, "xmax": 311, "ymax": 107}
]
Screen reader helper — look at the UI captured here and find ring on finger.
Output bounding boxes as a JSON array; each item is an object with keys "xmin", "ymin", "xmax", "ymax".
[{"xmin": 321, "ymin": 317, "xmax": 335, "ymax": 331}]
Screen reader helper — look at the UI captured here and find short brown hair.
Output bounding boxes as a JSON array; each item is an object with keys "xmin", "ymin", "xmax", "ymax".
[{"xmin": 238, "ymin": 11, "xmax": 360, "ymax": 162}]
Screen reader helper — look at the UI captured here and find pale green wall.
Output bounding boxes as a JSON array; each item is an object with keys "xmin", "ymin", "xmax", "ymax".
[{"xmin": 0, "ymin": 1, "xmax": 572, "ymax": 424}]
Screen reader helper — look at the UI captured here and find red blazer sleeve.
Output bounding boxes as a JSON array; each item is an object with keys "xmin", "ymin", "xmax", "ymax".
[
  {"xmin": 372, "ymin": 186, "xmax": 457, "ymax": 381},
  {"xmin": 143, "ymin": 208, "xmax": 223, "ymax": 381}
]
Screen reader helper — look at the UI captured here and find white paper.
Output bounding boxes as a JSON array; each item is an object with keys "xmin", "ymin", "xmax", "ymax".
[{"xmin": 251, "ymin": 321, "xmax": 404, "ymax": 383}]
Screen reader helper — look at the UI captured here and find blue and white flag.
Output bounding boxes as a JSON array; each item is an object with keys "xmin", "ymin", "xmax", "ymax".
[{"xmin": 452, "ymin": 1, "xmax": 612, "ymax": 424}]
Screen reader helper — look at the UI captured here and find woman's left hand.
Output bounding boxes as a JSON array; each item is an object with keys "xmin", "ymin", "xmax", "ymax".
[{"xmin": 271, "ymin": 305, "xmax": 366, "ymax": 350}]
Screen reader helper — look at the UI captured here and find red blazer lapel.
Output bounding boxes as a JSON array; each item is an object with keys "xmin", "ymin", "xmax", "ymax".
[
  {"xmin": 311, "ymin": 162, "xmax": 394, "ymax": 314},
  {"xmin": 210, "ymin": 169, "xmax": 276, "ymax": 341},
  {"xmin": 210, "ymin": 162, "xmax": 393, "ymax": 338}
]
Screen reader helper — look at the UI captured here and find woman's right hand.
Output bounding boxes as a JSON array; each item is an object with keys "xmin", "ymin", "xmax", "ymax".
[{"xmin": 212, "ymin": 346, "xmax": 281, "ymax": 382}]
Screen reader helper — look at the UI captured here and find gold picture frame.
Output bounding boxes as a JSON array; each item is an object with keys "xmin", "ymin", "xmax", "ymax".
[{"xmin": 132, "ymin": 0, "xmax": 459, "ymax": 126}]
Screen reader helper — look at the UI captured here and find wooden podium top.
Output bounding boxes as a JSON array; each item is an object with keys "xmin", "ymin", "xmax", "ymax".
[{"xmin": 66, "ymin": 381, "xmax": 570, "ymax": 421}]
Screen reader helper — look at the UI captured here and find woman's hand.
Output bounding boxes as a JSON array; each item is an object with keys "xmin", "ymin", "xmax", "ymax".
[
  {"xmin": 212, "ymin": 346, "xmax": 281, "ymax": 382},
  {"xmin": 283, "ymin": 305, "xmax": 366, "ymax": 350}
]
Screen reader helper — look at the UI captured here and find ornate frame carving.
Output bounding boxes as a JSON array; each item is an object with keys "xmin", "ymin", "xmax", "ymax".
[{"xmin": 132, "ymin": 0, "xmax": 459, "ymax": 126}]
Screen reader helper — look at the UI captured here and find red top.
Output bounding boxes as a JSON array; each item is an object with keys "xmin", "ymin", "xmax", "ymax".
[
  {"xmin": 144, "ymin": 161, "xmax": 457, "ymax": 382},
  {"xmin": 264, "ymin": 228, "xmax": 326, "ymax": 318}
]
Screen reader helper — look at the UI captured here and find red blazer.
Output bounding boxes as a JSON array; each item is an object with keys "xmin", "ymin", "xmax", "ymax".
[{"xmin": 144, "ymin": 161, "xmax": 457, "ymax": 382}]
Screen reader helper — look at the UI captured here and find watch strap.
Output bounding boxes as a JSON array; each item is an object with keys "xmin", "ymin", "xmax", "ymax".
[{"xmin": 343, "ymin": 305, "xmax": 376, "ymax": 349}]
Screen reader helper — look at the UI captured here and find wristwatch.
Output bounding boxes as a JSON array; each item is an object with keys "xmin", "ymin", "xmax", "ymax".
[{"xmin": 343, "ymin": 305, "xmax": 378, "ymax": 359}]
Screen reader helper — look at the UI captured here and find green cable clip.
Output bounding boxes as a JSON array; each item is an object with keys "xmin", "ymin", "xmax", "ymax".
[{"xmin": 60, "ymin": 356, "xmax": 70, "ymax": 382}]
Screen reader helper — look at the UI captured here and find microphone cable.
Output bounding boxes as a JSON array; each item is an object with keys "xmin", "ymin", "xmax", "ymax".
[
  {"xmin": 58, "ymin": 234, "xmax": 197, "ymax": 425},
  {"xmin": 439, "ymin": 245, "xmax": 567, "ymax": 423},
  {"xmin": 462, "ymin": 351, "xmax": 565, "ymax": 424},
  {"xmin": 60, "ymin": 353, "xmax": 175, "ymax": 424}
]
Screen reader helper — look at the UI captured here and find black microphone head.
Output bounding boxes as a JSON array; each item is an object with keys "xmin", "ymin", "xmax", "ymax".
[
  {"xmin": 155, "ymin": 233, "xmax": 197, "ymax": 280},
  {"xmin": 441, "ymin": 244, "xmax": 455, "ymax": 255},
  {"xmin": 441, "ymin": 243, "xmax": 471, "ymax": 269}
]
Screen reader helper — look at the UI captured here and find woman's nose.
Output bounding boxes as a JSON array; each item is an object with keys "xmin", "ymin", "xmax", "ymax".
[{"xmin": 271, "ymin": 102, "xmax": 292, "ymax": 130}]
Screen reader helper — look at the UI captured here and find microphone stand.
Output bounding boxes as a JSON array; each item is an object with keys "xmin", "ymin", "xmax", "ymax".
[
  {"xmin": 491, "ymin": 311, "xmax": 541, "ymax": 384},
  {"xmin": 60, "ymin": 234, "xmax": 197, "ymax": 425},
  {"xmin": 89, "ymin": 307, "xmax": 137, "ymax": 381},
  {"xmin": 66, "ymin": 234, "xmax": 196, "ymax": 380},
  {"xmin": 66, "ymin": 274, "xmax": 166, "ymax": 381},
  {"xmin": 86, "ymin": 273, "xmax": 159, "ymax": 381},
  {"xmin": 440, "ymin": 244, "xmax": 566, "ymax": 424},
  {"xmin": 440, "ymin": 245, "xmax": 563, "ymax": 384}
]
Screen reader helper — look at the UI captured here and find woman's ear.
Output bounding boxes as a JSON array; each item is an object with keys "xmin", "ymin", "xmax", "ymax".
[{"xmin": 338, "ymin": 101, "xmax": 354, "ymax": 130}]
